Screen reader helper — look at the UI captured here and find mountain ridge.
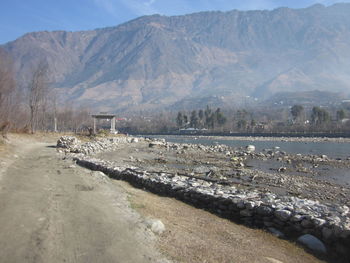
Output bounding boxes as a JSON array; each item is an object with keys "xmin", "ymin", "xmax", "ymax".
[{"xmin": 3, "ymin": 3, "xmax": 350, "ymax": 112}]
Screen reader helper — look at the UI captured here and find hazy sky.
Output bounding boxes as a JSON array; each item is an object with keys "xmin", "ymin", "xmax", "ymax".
[{"xmin": 1, "ymin": 0, "xmax": 350, "ymax": 44}]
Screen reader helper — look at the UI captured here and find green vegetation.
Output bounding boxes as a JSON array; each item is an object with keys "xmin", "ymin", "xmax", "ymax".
[
  {"xmin": 176, "ymin": 106, "xmax": 227, "ymax": 130},
  {"xmin": 311, "ymin": 106, "xmax": 330, "ymax": 125},
  {"xmin": 336, "ymin": 109, "xmax": 346, "ymax": 121},
  {"xmin": 291, "ymin": 105, "xmax": 304, "ymax": 123}
]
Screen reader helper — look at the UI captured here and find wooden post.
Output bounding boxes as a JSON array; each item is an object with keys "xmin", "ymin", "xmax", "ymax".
[{"xmin": 93, "ymin": 117, "xmax": 96, "ymax": 134}]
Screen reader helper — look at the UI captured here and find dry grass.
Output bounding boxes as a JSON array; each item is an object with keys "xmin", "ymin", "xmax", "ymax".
[
  {"xmin": 116, "ymin": 180, "xmax": 325, "ymax": 263},
  {"xmin": 0, "ymin": 135, "xmax": 11, "ymax": 154}
]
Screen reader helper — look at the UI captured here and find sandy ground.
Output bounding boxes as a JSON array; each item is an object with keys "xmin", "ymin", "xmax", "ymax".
[
  {"xmin": 118, "ymin": 180, "xmax": 325, "ymax": 263},
  {"xmin": 0, "ymin": 134, "xmax": 168, "ymax": 263}
]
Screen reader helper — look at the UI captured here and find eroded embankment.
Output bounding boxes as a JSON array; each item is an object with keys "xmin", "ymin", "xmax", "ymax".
[{"xmin": 57, "ymin": 136, "xmax": 350, "ymax": 261}]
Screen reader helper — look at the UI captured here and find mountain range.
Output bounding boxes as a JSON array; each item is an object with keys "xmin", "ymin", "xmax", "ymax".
[{"xmin": 3, "ymin": 3, "xmax": 350, "ymax": 112}]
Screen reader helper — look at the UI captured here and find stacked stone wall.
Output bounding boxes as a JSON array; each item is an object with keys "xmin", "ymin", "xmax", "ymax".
[
  {"xmin": 74, "ymin": 156, "xmax": 350, "ymax": 260},
  {"xmin": 57, "ymin": 136, "xmax": 350, "ymax": 260}
]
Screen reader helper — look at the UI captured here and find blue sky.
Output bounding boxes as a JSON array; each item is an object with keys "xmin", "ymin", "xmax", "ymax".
[{"xmin": 1, "ymin": 0, "xmax": 350, "ymax": 44}]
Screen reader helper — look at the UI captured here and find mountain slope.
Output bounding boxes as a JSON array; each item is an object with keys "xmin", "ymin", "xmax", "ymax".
[{"xmin": 3, "ymin": 3, "xmax": 350, "ymax": 111}]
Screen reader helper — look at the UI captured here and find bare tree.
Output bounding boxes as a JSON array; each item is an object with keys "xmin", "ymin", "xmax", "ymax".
[
  {"xmin": 28, "ymin": 61, "xmax": 49, "ymax": 133},
  {"xmin": 0, "ymin": 48, "xmax": 16, "ymax": 135}
]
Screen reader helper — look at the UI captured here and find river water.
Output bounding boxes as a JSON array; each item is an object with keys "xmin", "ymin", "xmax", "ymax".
[
  {"xmin": 145, "ymin": 135, "xmax": 350, "ymax": 186},
  {"xmin": 146, "ymin": 135, "xmax": 350, "ymax": 159},
  {"xmin": 144, "ymin": 135, "xmax": 350, "ymax": 186}
]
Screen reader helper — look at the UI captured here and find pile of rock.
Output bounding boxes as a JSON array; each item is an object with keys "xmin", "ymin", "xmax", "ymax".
[
  {"xmin": 56, "ymin": 136, "xmax": 80, "ymax": 149},
  {"xmin": 56, "ymin": 136, "xmax": 138, "ymax": 155}
]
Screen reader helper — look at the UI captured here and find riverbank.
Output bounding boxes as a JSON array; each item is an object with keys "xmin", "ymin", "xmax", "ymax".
[
  {"xmin": 58, "ymin": 135, "xmax": 350, "ymax": 262},
  {"xmin": 145, "ymin": 134, "xmax": 350, "ymax": 143},
  {"xmin": 119, "ymin": 179, "xmax": 323, "ymax": 263},
  {"xmin": 138, "ymin": 132, "xmax": 350, "ymax": 142}
]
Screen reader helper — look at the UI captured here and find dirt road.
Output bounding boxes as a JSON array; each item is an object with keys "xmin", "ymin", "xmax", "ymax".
[{"xmin": 0, "ymin": 137, "xmax": 167, "ymax": 263}]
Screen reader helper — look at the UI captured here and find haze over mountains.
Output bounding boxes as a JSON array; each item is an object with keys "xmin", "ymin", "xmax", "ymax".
[{"xmin": 3, "ymin": 3, "xmax": 350, "ymax": 112}]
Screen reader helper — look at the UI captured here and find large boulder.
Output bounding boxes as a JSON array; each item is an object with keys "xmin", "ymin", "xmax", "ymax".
[{"xmin": 297, "ymin": 234, "xmax": 327, "ymax": 254}]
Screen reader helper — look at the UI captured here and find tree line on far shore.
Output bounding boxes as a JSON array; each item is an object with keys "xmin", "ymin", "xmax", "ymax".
[
  {"xmin": 117, "ymin": 104, "xmax": 350, "ymax": 134},
  {"xmin": 176, "ymin": 106, "xmax": 227, "ymax": 130}
]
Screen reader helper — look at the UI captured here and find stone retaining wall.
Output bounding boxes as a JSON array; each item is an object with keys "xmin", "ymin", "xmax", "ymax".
[
  {"xmin": 74, "ymin": 155, "xmax": 350, "ymax": 260},
  {"xmin": 57, "ymin": 136, "xmax": 349, "ymax": 260}
]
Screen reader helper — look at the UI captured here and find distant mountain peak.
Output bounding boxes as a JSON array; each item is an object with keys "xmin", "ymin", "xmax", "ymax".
[{"xmin": 307, "ymin": 3, "xmax": 326, "ymax": 9}]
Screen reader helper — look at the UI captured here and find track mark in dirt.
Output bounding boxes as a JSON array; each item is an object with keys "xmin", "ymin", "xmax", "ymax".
[{"xmin": 75, "ymin": 184, "xmax": 94, "ymax": 191}]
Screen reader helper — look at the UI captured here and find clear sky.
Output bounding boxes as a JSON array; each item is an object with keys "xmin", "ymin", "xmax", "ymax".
[{"xmin": 1, "ymin": 0, "xmax": 350, "ymax": 44}]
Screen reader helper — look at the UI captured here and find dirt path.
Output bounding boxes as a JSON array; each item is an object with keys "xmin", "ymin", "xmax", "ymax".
[{"xmin": 0, "ymin": 137, "xmax": 168, "ymax": 263}]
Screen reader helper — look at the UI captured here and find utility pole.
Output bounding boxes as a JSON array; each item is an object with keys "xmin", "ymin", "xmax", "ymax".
[{"xmin": 54, "ymin": 117, "xmax": 57, "ymax": 132}]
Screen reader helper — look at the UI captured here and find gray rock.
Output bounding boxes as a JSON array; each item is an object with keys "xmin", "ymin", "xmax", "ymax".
[
  {"xmin": 290, "ymin": 214, "xmax": 304, "ymax": 222},
  {"xmin": 245, "ymin": 201, "xmax": 256, "ymax": 210},
  {"xmin": 297, "ymin": 234, "xmax": 327, "ymax": 254},
  {"xmin": 313, "ymin": 218, "xmax": 326, "ymax": 227},
  {"xmin": 267, "ymin": 227, "xmax": 285, "ymax": 238},
  {"xmin": 264, "ymin": 221, "xmax": 274, "ymax": 227},
  {"xmin": 337, "ymin": 205, "xmax": 349, "ymax": 216},
  {"xmin": 240, "ymin": 209, "xmax": 254, "ymax": 217},
  {"xmin": 301, "ymin": 219, "xmax": 314, "ymax": 228},
  {"xmin": 237, "ymin": 162, "xmax": 245, "ymax": 167},
  {"xmin": 278, "ymin": 167, "xmax": 287, "ymax": 172},
  {"xmin": 256, "ymin": 206, "xmax": 274, "ymax": 216},
  {"xmin": 193, "ymin": 166, "xmax": 210, "ymax": 174},
  {"xmin": 149, "ymin": 141, "xmax": 165, "ymax": 148},
  {"xmin": 275, "ymin": 210, "xmax": 292, "ymax": 221},
  {"xmin": 322, "ymin": 227, "xmax": 333, "ymax": 240}
]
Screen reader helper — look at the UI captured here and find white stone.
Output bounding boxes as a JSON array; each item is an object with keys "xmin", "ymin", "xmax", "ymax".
[
  {"xmin": 246, "ymin": 145, "xmax": 255, "ymax": 152},
  {"xmin": 313, "ymin": 218, "xmax": 326, "ymax": 227},
  {"xmin": 144, "ymin": 218, "xmax": 165, "ymax": 235}
]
